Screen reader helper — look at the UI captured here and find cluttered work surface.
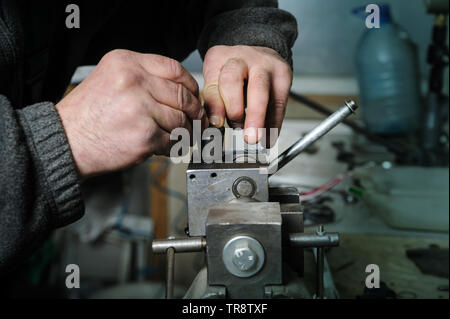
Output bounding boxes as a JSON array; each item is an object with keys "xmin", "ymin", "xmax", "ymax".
[
  {"xmin": 268, "ymin": 97, "xmax": 449, "ymax": 299},
  {"xmin": 158, "ymin": 91, "xmax": 449, "ymax": 299},
  {"xmin": 304, "ymin": 234, "xmax": 449, "ymax": 299}
]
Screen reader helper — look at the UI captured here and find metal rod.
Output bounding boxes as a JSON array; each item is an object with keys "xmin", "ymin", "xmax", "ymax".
[
  {"xmin": 316, "ymin": 246, "xmax": 324, "ymax": 299},
  {"xmin": 166, "ymin": 247, "xmax": 175, "ymax": 299},
  {"xmin": 289, "ymin": 232, "xmax": 339, "ymax": 248},
  {"xmin": 289, "ymin": 92, "xmax": 408, "ymax": 158},
  {"xmin": 268, "ymin": 100, "xmax": 358, "ymax": 175},
  {"xmin": 152, "ymin": 237, "xmax": 206, "ymax": 254}
]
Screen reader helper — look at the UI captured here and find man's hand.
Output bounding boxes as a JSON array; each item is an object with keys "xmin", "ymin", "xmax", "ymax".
[
  {"xmin": 57, "ymin": 49, "xmax": 206, "ymax": 178},
  {"xmin": 203, "ymin": 45, "xmax": 293, "ymax": 144}
]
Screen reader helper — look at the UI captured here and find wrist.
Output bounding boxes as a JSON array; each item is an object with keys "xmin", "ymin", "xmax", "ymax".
[{"xmin": 55, "ymin": 101, "xmax": 94, "ymax": 179}]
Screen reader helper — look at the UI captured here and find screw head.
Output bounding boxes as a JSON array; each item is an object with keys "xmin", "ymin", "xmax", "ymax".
[
  {"xmin": 232, "ymin": 246, "xmax": 257, "ymax": 271},
  {"xmin": 222, "ymin": 236, "xmax": 265, "ymax": 278}
]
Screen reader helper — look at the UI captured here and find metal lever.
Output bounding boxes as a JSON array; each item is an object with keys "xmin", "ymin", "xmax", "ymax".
[
  {"xmin": 268, "ymin": 100, "xmax": 358, "ymax": 176},
  {"xmin": 289, "ymin": 225, "xmax": 339, "ymax": 299},
  {"xmin": 152, "ymin": 237, "xmax": 206, "ymax": 299}
]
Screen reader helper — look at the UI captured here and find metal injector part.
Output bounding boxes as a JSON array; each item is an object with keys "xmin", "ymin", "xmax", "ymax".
[{"xmin": 268, "ymin": 100, "xmax": 358, "ymax": 176}]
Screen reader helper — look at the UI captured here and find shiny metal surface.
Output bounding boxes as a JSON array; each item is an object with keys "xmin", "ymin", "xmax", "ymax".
[
  {"xmin": 206, "ymin": 202, "xmax": 282, "ymax": 298},
  {"xmin": 186, "ymin": 163, "xmax": 269, "ymax": 236},
  {"xmin": 222, "ymin": 235, "xmax": 265, "ymax": 278},
  {"xmin": 166, "ymin": 247, "xmax": 175, "ymax": 299},
  {"xmin": 289, "ymin": 232, "xmax": 339, "ymax": 248},
  {"xmin": 268, "ymin": 100, "xmax": 357, "ymax": 175},
  {"xmin": 152, "ymin": 237, "xmax": 206, "ymax": 254}
]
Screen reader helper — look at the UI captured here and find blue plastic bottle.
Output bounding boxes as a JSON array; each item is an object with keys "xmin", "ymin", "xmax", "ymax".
[{"xmin": 355, "ymin": 4, "xmax": 422, "ymax": 134}]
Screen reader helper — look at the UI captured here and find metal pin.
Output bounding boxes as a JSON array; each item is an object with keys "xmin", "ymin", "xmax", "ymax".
[
  {"xmin": 166, "ymin": 247, "xmax": 175, "ymax": 299},
  {"xmin": 316, "ymin": 225, "xmax": 325, "ymax": 299}
]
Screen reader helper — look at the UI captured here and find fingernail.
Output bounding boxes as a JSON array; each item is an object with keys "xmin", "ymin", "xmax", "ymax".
[
  {"xmin": 244, "ymin": 127, "xmax": 259, "ymax": 144},
  {"xmin": 209, "ymin": 115, "xmax": 223, "ymax": 127}
]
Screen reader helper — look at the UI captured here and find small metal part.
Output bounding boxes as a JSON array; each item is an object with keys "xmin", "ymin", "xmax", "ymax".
[
  {"xmin": 316, "ymin": 225, "xmax": 325, "ymax": 299},
  {"xmin": 152, "ymin": 237, "xmax": 206, "ymax": 254},
  {"xmin": 289, "ymin": 232, "xmax": 339, "ymax": 248},
  {"xmin": 232, "ymin": 176, "xmax": 257, "ymax": 198},
  {"xmin": 222, "ymin": 235, "xmax": 265, "ymax": 278},
  {"xmin": 232, "ymin": 246, "xmax": 256, "ymax": 271},
  {"xmin": 268, "ymin": 100, "xmax": 358, "ymax": 175},
  {"xmin": 166, "ymin": 247, "xmax": 175, "ymax": 299}
]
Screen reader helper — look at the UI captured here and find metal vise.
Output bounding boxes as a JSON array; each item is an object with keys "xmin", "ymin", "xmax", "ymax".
[{"xmin": 152, "ymin": 100, "xmax": 357, "ymax": 299}]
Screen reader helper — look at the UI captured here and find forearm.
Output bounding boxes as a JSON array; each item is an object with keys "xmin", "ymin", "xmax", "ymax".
[{"xmin": 0, "ymin": 95, "xmax": 84, "ymax": 274}]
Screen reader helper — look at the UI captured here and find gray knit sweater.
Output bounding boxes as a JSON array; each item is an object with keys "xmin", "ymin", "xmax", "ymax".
[{"xmin": 0, "ymin": 0, "xmax": 297, "ymax": 273}]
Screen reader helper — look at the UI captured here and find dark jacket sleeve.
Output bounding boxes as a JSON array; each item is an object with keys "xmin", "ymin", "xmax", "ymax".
[
  {"xmin": 0, "ymin": 95, "xmax": 84, "ymax": 274},
  {"xmin": 197, "ymin": 0, "xmax": 298, "ymax": 67},
  {"xmin": 83, "ymin": 0, "xmax": 297, "ymax": 68}
]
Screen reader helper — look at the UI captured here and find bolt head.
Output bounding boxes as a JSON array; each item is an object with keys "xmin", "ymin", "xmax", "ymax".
[
  {"xmin": 236, "ymin": 180, "xmax": 253, "ymax": 197},
  {"xmin": 232, "ymin": 247, "xmax": 257, "ymax": 271}
]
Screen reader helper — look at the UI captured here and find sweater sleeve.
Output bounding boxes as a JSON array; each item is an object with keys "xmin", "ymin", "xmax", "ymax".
[
  {"xmin": 197, "ymin": 0, "xmax": 298, "ymax": 67},
  {"xmin": 0, "ymin": 95, "xmax": 84, "ymax": 274}
]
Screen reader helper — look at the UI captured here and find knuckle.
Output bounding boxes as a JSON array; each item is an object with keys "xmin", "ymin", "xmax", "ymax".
[
  {"xmin": 276, "ymin": 61, "xmax": 293, "ymax": 82},
  {"xmin": 175, "ymin": 111, "xmax": 189, "ymax": 129},
  {"xmin": 207, "ymin": 45, "xmax": 226, "ymax": 57},
  {"xmin": 273, "ymin": 97, "xmax": 287, "ymax": 111},
  {"xmin": 220, "ymin": 63, "xmax": 243, "ymax": 84},
  {"xmin": 227, "ymin": 107, "xmax": 245, "ymax": 121},
  {"xmin": 102, "ymin": 49, "xmax": 132, "ymax": 65},
  {"xmin": 176, "ymin": 84, "xmax": 192, "ymax": 111},
  {"xmin": 252, "ymin": 70, "xmax": 270, "ymax": 85},
  {"xmin": 220, "ymin": 69, "xmax": 239, "ymax": 85},
  {"xmin": 114, "ymin": 71, "xmax": 139, "ymax": 90},
  {"xmin": 166, "ymin": 57, "xmax": 184, "ymax": 79},
  {"xmin": 203, "ymin": 83, "xmax": 221, "ymax": 102},
  {"xmin": 196, "ymin": 106, "xmax": 206, "ymax": 120}
]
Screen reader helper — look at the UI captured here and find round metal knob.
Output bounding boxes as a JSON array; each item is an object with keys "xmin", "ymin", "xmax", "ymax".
[
  {"xmin": 232, "ymin": 176, "xmax": 257, "ymax": 199},
  {"xmin": 222, "ymin": 236, "xmax": 265, "ymax": 278}
]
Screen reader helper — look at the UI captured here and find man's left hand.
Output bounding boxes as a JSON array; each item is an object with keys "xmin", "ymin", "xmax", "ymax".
[{"xmin": 203, "ymin": 45, "xmax": 293, "ymax": 144}]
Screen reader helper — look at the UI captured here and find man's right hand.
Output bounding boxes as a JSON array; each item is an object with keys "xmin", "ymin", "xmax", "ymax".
[{"xmin": 56, "ymin": 49, "xmax": 207, "ymax": 178}]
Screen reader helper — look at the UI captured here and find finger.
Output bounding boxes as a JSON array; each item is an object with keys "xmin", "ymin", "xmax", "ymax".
[
  {"xmin": 135, "ymin": 53, "xmax": 199, "ymax": 96},
  {"xmin": 146, "ymin": 117, "xmax": 173, "ymax": 157},
  {"xmin": 244, "ymin": 69, "xmax": 271, "ymax": 144},
  {"xmin": 203, "ymin": 63, "xmax": 226, "ymax": 128},
  {"xmin": 218, "ymin": 58, "xmax": 248, "ymax": 129},
  {"xmin": 264, "ymin": 72, "xmax": 291, "ymax": 147},
  {"xmin": 147, "ymin": 100, "xmax": 193, "ymax": 135},
  {"xmin": 144, "ymin": 75, "xmax": 207, "ymax": 127}
]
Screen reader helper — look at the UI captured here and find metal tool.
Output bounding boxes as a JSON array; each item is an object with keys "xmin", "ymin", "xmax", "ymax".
[
  {"xmin": 288, "ymin": 92, "xmax": 408, "ymax": 159},
  {"xmin": 268, "ymin": 100, "xmax": 358, "ymax": 175}
]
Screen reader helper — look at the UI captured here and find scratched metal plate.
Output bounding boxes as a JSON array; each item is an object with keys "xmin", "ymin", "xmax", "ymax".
[{"xmin": 186, "ymin": 163, "xmax": 269, "ymax": 236}]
